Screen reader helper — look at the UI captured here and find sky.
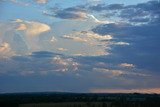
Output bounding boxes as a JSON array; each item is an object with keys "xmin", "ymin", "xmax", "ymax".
[{"xmin": 0, "ymin": 0, "xmax": 160, "ymax": 93}]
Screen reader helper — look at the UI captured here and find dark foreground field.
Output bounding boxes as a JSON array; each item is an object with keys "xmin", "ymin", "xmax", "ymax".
[{"xmin": 0, "ymin": 92, "xmax": 160, "ymax": 107}]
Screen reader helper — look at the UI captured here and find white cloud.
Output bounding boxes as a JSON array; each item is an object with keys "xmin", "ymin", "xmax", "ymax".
[
  {"xmin": 113, "ymin": 42, "xmax": 130, "ymax": 45},
  {"xmin": 53, "ymin": 55, "xmax": 79, "ymax": 72},
  {"xmin": 51, "ymin": 36, "xmax": 57, "ymax": 42},
  {"xmin": 36, "ymin": 0, "xmax": 48, "ymax": 4},
  {"xmin": 87, "ymin": 14, "xmax": 112, "ymax": 24},
  {"xmin": 63, "ymin": 31, "xmax": 112, "ymax": 43},
  {"xmin": 57, "ymin": 48, "xmax": 68, "ymax": 52},
  {"xmin": 93, "ymin": 68, "xmax": 123, "ymax": 76},
  {"xmin": 63, "ymin": 35, "xmax": 88, "ymax": 42},
  {"xmin": 62, "ymin": 31, "xmax": 112, "ymax": 56},
  {"xmin": 87, "ymin": 32, "xmax": 112, "ymax": 40},
  {"xmin": 93, "ymin": 67, "xmax": 148, "ymax": 77},
  {"xmin": 119, "ymin": 63, "xmax": 135, "ymax": 68}
]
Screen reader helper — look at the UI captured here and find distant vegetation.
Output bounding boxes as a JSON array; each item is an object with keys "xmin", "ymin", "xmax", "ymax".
[{"xmin": 0, "ymin": 92, "xmax": 160, "ymax": 107}]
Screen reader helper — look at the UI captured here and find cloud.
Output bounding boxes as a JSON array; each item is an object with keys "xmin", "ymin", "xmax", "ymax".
[
  {"xmin": 13, "ymin": 19, "xmax": 51, "ymax": 36},
  {"xmin": 46, "ymin": 6, "xmax": 113, "ymax": 24},
  {"xmin": 112, "ymin": 42, "xmax": 130, "ymax": 45},
  {"xmin": 62, "ymin": 31, "xmax": 112, "ymax": 56},
  {"xmin": 50, "ymin": 36, "xmax": 57, "ymax": 42},
  {"xmin": 63, "ymin": 31, "xmax": 112, "ymax": 42},
  {"xmin": 89, "ymin": 3, "xmax": 124, "ymax": 11},
  {"xmin": 0, "ymin": 42, "xmax": 13, "ymax": 58},
  {"xmin": 53, "ymin": 55, "xmax": 79, "ymax": 72},
  {"xmin": 93, "ymin": 68, "xmax": 123, "ymax": 77},
  {"xmin": 57, "ymin": 48, "xmax": 68, "ymax": 52},
  {"xmin": 61, "ymin": 31, "xmax": 129, "ymax": 56},
  {"xmin": 14, "ymin": 19, "xmax": 23, "ymax": 23},
  {"xmin": 87, "ymin": 14, "xmax": 112, "ymax": 24},
  {"xmin": 93, "ymin": 67, "xmax": 147, "ymax": 77},
  {"xmin": 88, "ymin": 1, "xmax": 160, "ymax": 24},
  {"xmin": 119, "ymin": 63, "xmax": 135, "ymax": 68},
  {"xmin": 0, "ymin": 42, "xmax": 10, "ymax": 52},
  {"xmin": 16, "ymin": 24, "xmax": 27, "ymax": 31},
  {"xmin": 35, "ymin": 0, "xmax": 48, "ymax": 4},
  {"xmin": 14, "ymin": 20, "xmax": 51, "ymax": 51},
  {"xmin": 90, "ymin": 88, "xmax": 160, "ymax": 94},
  {"xmin": 63, "ymin": 35, "xmax": 88, "ymax": 42},
  {"xmin": 24, "ymin": 21, "xmax": 50, "ymax": 36},
  {"xmin": 0, "ymin": 50, "xmax": 158, "ymax": 92},
  {"xmin": 30, "ymin": 51, "xmax": 56, "ymax": 58},
  {"xmin": 8, "ymin": 0, "xmax": 48, "ymax": 5},
  {"xmin": 92, "ymin": 17, "xmax": 160, "ymax": 73},
  {"xmin": 53, "ymin": 8, "xmax": 88, "ymax": 20},
  {"xmin": 1, "ymin": 0, "xmax": 160, "ymax": 93},
  {"xmin": 20, "ymin": 71, "xmax": 35, "ymax": 76},
  {"xmin": 0, "ymin": 51, "xmax": 79, "ymax": 76}
]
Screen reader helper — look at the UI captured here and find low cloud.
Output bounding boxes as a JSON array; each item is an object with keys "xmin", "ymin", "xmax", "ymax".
[
  {"xmin": 91, "ymin": 88, "xmax": 160, "ymax": 94},
  {"xmin": 93, "ymin": 67, "xmax": 147, "ymax": 77}
]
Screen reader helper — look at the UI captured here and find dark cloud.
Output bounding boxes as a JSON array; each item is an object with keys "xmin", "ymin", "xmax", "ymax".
[
  {"xmin": 47, "ymin": 6, "xmax": 87, "ymax": 20},
  {"xmin": 120, "ymin": 1, "xmax": 160, "ymax": 23},
  {"xmin": 89, "ymin": 1, "xmax": 160, "ymax": 23},
  {"xmin": 30, "ymin": 51, "xmax": 61, "ymax": 58},
  {"xmin": 92, "ymin": 22, "xmax": 160, "ymax": 75},
  {"xmin": 1, "ymin": 0, "xmax": 160, "ymax": 93},
  {"xmin": 89, "ymin": 3, "xmax": 124, "ymax": 11}
]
